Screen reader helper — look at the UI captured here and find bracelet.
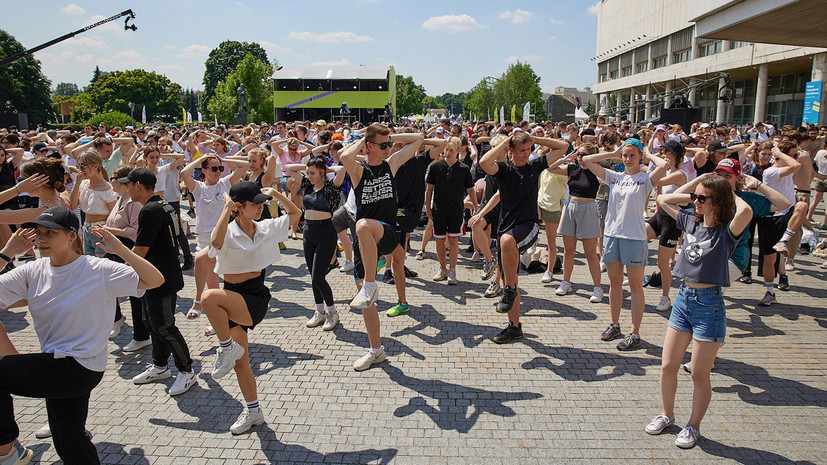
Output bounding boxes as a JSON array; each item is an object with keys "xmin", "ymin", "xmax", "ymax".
[
  {"xmin": 0, "ymin": 252, "xmax": 11, "ymax": 263},
  {"xmin": 15, "ymin": 185, "xmax": 19, "ymax": 193},
  {"xmin": 756, "ymin": 181, "xmax": 763, "ymax": 189}
]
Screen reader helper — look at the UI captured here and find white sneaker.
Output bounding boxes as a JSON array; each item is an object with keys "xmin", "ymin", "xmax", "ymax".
[
  {"xmin": 675, "ymin": 425, "xmax": 700, "ymax": 448},
  {"xmin": 350, "ymin": 284, "xmax": 378, "ymax": 309},
  {"xmin": 132, "ymin": 364, "xmax": 171, "ymax": 385},
  {"xmin": 555, "ymin": 281, "xmax": 573, "ymax": 296},
  {"xmin": 433, "ymin": 268, "xmax": 449, "ymax": 281},
  {"xmin": 623, "ymin": 277, "xmax": 630, "ymax": 286},
  {"xmin": 600, "ymin": 261, "xmax": 606, "ymax": 272},
  {"xmin": 481, "ymin": 259, "xmax": 497, "ymax": 281},
  {"xmin": 589, "ymin": 287, "xmax": 604, "ymax": 303},
  {"xmin": 339, "ymin": 260, "xmax": 354, "ymax": 272},
  {"xmin": 322, "ymin": 312, "xmax": 339, "ymax": 331},
  {"xmin": 212, "ymin": 342, "xmax": 245, "ymax": 379},
  {"xmin": 447, "ymin": 269, "xmax": 458, "ymax": 285},
  {"xmin": 169, "ymin": 370, "xmax": 197, "ymax": 396},
  {"xmin": 230, "ymin": 408, "xmax": 265, "ymax": 434},
  {"xmin": 785, "ymin": 258, "xmax": 795, "ymax": 271},
  {"xmin": 110, "ymin": 315, "xmax": 127, "ymax": 339},
  {"xmin": 656, "ymin": 295, "xmax": 672, "ymax": 312},
  {"xmin": 123, "ymin": 339, "xmax": 152, "ymax": 351},
  {"xmin": 353, "ymin": 347, "xmax": 387, "ymax": 371},
  {"xmin": 306, "ymin": 311, "xmax": 326, "ymax": 328},
  {"xmin": 541, "ymin": 270, "xmax": 553, "ymax": 283},
  {"xmin": 645, "ymin": 414, "xmax": 675, "ymax": 435},
  {"xmin": 471, "ymin": 251, "xmax": 480, "ymax": 262},
  {"xmin": 35, "ymin": 423, "xmax": 52, "ymax": 439}
]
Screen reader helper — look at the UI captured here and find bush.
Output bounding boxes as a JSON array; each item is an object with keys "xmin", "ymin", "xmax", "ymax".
[{"xmin": 87, "ymin": 111, "xmax": 134, "ymax": 129}]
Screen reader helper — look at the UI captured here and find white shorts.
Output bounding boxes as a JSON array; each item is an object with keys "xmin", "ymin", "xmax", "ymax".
[{"xmin": 196, "ymin": 232, "xmax": 211, "ymax": 251}]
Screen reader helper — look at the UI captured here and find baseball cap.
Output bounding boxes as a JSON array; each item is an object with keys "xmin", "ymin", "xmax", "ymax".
[
  {"xmin": 229, "ymin": 180, "xmax": 272, "ymax": 204},
  {"xmin": 435, "ymin": 127, "xmax": 445, "ymax": 134},
  {"xmin": 118, "ymin": 167, "xmax": 157, "ymax": 186},
  {"xmin": 32, "ymin": 142, "xmax": 48, "ymax": 152},
  {"xmin": 661, "ymin": 140, "xmax": 685, "ymax": 158},
  {"xmin": 706, "ymin": 139, "xmax": 728, "ymax": 153},
  {"xmin": 655, "ymin": 124, "xmax": 667, "ymax": 132},
  {"xmin": 317, "ymin": 119, "xmax": 326, "ymax": 126},
  {"xmin": 700, "ymin": 123, "xmax": 711, "ymax": 128},
  {"xmin": 714, "ymin": 158, "xmax": 741, "ymax": 176},
  {"xmin": 21, "ymin": 206, "xmax": 79, "ymax": 233},
  {"xmin": 621, "ymin": 138, "xmax": 645, "ymax": 151}
]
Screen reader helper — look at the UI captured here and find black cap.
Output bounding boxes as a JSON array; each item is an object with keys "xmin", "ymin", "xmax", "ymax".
[
  {"xmin": 662, "ymin": 140, "xmax": 685, "ymax": 158},
  {"xmin": 229, "ymin": 180, "xmax": 272, "ymax": 203},
  {"xmin": 21, "ymin": 206, "xmax": 80, "ymax": 233},
  {"xmin": 32, "ymin": 141, "xmax": 48, "ymax": 152},
  {"xmin": 118, "ymin": 167, "xmax": 156, "ymax": 186},
  {"xmin": 706, "ymin": 139, "xmax": 728, "ymax": 152}
]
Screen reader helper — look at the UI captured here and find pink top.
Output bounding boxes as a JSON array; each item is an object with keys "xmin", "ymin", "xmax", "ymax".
[{"xmin": 105, "ymin": 195, "xmax": 142, "ymax": 241}]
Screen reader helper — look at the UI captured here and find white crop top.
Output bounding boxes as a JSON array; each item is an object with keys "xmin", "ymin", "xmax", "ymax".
[
  {"xmin": 208, "ymin": 215, "xmax": 291, "ymax": 274},
  {"xmin": 79, "ymin": 180, "xmax": 117, "ymax": 215}
]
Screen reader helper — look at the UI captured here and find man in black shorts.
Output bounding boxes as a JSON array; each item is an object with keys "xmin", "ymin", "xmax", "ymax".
[
  {"xmin": 124, "ymin": 168, "xmax": 196, "ymax": 395},
  {"xmin": 479, "ymin": 132, "xmax": 569, "ymax": 343},
  {"xmin": 340, "ymin": 124, "xmax": 423, "ymax": 370}
]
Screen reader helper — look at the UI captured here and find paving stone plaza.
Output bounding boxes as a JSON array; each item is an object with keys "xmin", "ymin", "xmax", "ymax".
[{"xmin": 4, "ymin": 223, "xmax": 826, "ymax": 464}]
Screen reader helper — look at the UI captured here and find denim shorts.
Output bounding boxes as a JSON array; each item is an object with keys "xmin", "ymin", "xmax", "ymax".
[
  {"xmin": 82, "ymin": 223, "xmax": 105, "ymax": 255},
  {"xmin": 602, "ymin": 236, "xmax": 648, "ymax": 266},
  {"xmin": 668, "ymin": 284, "xmax": 726, "ymax": 344}
]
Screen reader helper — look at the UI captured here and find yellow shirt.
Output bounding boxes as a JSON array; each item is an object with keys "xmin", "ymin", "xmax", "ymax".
[{"xmin": 537, "ymin": 170, "xmax": 567, "ymax": 212}]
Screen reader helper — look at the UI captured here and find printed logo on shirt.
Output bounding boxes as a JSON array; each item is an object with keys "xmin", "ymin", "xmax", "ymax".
[
  {"xmin": 611, "ymin": 179, "xmax": 645, "ymax": 188},
  {"xmin": 360, "ymin": 173, "xmax": 393, "ymax": 205},
  {"xmin": 683, "ymin": 232, "xmax": 712, "ymax": 264}
]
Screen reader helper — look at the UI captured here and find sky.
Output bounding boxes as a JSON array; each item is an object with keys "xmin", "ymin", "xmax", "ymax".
[{"xmin": 1, "ymin": 0, "xmax": 600, "ymax": 97}]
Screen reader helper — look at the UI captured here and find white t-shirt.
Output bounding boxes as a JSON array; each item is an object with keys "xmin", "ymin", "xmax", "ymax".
[
  {"xmin": 814, "ymin": 150, "xmax": 827, "ymax": 176},
  {"xmin": 156, "ymin": 162, "xmax": 181, "ymax": 202},
  {"xmin": 603, "ymin": 169, "xmax": 655, "ymax": 240},
  {"xmin": 762, "ymin": 165, "xmax": 794, "ymax": 216},
  {"xmin": 208, "ymin": 215, "xmax": 290, "ymax": 274},
  {"xmin": 0, "ymin": 256, "xmax": 143, "ymax": 372},
  {"xmin": 192, "ymin": 176, "xmax": 232, "ymax": 234}
]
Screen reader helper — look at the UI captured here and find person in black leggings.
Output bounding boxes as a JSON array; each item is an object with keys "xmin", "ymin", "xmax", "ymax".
[{"xmin": 286, "ymin": 158, "xmax": 346, "ymax": 331}]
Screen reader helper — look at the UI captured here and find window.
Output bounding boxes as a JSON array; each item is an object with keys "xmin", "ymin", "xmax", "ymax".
[
  {"xmin": 303, "ymin": 80, "xmax": 328, "ymax": 91},
  {"xmin": 731, "ymin": 41, "xmax": 751, "ymax": 49},
  {"xmin": 652, "ymin": 56, "xmax": 667, "ymax": 69},
  {"xmin": 610, "ymin": 70, "xmax": 619, "ymax": 80},
  {"xmin": 672, "ymin": 50, "xmax": 691, "ymax": 63},
  {"xmin": 275, "ymin": 80, "xmax": 301, "ymax": 91},
  {"xmin": 635, "ymin": 62, "xmax": 648, "ymax": 73},
  {"xmin": 621, "ymin": 66, "xmax": 632, "ymax": 77},
  {"xmin": 698, "ymin": 40, "xmax": 722, "ymax": 57}
]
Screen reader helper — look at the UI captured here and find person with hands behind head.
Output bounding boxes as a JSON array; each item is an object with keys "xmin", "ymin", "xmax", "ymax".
[
  {"xmin": 0, "ymin": 207, "xmax": 162, "ymax": 465},
  {"xmin": 202, "ymin": 182, "xmax": 299, "ymax": 434}
]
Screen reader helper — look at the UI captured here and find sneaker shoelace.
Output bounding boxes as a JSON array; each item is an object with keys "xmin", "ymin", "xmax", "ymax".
[{"xmin": 678, "ymin": 426, "xmax": 698, "ymax": 440}]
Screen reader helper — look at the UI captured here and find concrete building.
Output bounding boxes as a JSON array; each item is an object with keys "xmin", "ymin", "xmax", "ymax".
[
  {"xmin": 552, "ymin": 87, "xmax": 596, "ymax": 106},
  {"xmin": 591, "ymin": 0, "xmax": 827, "ymax": 127}
]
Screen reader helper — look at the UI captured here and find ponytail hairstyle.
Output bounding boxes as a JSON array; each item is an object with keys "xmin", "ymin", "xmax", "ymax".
[
  {"xmin": 19, "ymin": 158, "xmax": 67, "ymax": 192},
  {"xmin": 306, "ymin": 156, "xmax": 327, "ymax": 174}
]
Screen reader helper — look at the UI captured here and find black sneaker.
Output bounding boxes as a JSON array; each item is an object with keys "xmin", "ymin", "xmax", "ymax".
[
  {"xmin": 617, "ymin": 333, "xmax": 642, "ymax": 351},
  {"xmin": 327, "ymin": 260, "xmax": 340, "ymax": 275},
  {"xmin": 493, "ymin": 322, "xmax": 523, "ymax": 344},
  {"xmin": 403, "ymin": 265, "xmax": 418, "ymax": 278},
  {"xmin": 778, "ymin": 274, "xmax": 790, "ymax": 291},
  {"xmin": 383, "ymin": 269, "xmax": 394, "ymax": 284},
  {"xmin": 601, "ymin": 324, "xmax": 621, "ymax": 341},
  {"xmin": 736, "ymin": 271, "xmax": 752, "ymax": 284},
  {"xmin": 465, "ymin": 244, "xmax": 475, "ymax": 253},
  {"xmin": 495, "ymin": 285, "xmax": 518, "ymax": 313},
  {"xmin": 181, "ymin": 257, "xmax": 194, "ymax": 272}
]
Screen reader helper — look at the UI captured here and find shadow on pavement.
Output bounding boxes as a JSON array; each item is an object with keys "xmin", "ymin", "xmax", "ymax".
[
  {"xmin": 699, "ymin": 438, "xmax": 817, "ymax": 464},
  {"xmin": 253, "ymin": 424, "xmax": 397, "ymax": 464}
]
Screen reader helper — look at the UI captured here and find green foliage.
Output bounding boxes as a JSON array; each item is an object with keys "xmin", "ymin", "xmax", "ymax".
[
  {"xmin": 0, "ymin": 29, "xmax": 54, "ymax": 125},
  {"xmin": 88, "ymin": 69, "xmax": 182, "ymax": 123},
  {"xmin": 181, "ymin": 89, "xmax": 199, "ymax": 119},
  {"xmin": 202, "ymin": 41, "xmax": 271, "ymax": 117},
  {"xmin": 492, "ymin": 62, "xmax": 545, "ymax": 121},
  {"xmin": 70, "ymin": 92, "xmax": 95, "ymax": 123},
  {"xmin": 465, "ymin": 79, "xmax": 496, "ymax": 121},
  {"xmin": 54, "ymin": 82, "xmax": 80, "ymax": 97},
  {"xmin": 207, "ymin": 52, "xmax": 274, "ymax": 124},
  {"xmin": 87, "ymin": 66, "xmax": 102, "ymax": 91},
  {"xmin": 395, "ymin": 75, "xmax": 426, "ymax": 116},
  {"xmin": 87, "ymin": 111, "xmax": 133, "ymax": 129},
  {"xmin": 432, "ymin": 92, "xmax": 466, "ymax": 117}
]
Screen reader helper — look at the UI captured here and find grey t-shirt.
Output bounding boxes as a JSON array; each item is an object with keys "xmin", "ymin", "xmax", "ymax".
[{"xmin": 673, "ymin": 208, "xmax": 740, "ymax": 287}]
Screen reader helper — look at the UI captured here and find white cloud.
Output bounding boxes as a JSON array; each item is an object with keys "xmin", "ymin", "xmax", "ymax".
[
  {"xmin": 505, "ymin": 54, "xmax": 543, "ymax": 64},
  {"xmin": 549, "ymin": 18, "xmax": 564, "ymax": 25},
  {"xmin": 60, "ymin": 4, "xmax": 85, "ymax": 15},
  {"xmin": 288, "ymin": 31, "xmax": 372, "ymax": 43},
  {"xmin": 498, "ymin": 9, "xmax": 534, "ymax": 24},
  {"xmin": 587, "ymin": 2, "xmax": 601, "ymax": 16},
  {"xmin": 421, "ymin": 15, "xmax": 484, "ymax": 32},
  {"xmin": 161, "ymin": 44, "xmax": 178, "ymax": 50},
  {"xmin": 309, "ymin": 58, "xmax": 353, "ymax": 67},
  {"xmin": 549, "ymin": 36, "xmax": 558, "ymax": 40},
  {"xmin": 177, "ymin": 44, "xmax": 212, "ymax": 59},
  {"xmin": 259, "ymin": 41, "xmax": 293, "ymax": 54}
]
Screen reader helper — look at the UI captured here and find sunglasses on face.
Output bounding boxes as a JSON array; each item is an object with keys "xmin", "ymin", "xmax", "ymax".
[
  {"xmin": 207, "ymin": 165, "xmax": 225, "ymax": 173},
  {"xmin": 690, "ymin": 193, "xmax": 709, "ymax": 204},
  {"xmin": 369, "ymin": 141, "xmax": 394, "ymax": 150}
]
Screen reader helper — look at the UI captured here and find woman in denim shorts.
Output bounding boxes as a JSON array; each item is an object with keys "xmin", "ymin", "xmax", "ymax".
[{"xmin": 645, "ymin": 174, "xmax": 752, "ymax": 449}]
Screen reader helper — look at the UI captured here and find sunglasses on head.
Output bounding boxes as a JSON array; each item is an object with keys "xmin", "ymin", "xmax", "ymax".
[
  {"xmin": 369, "ymin": 141, "xmax": 394, "ymax": 150},
  {"xmin": 690, "ymin": 193, "xmax": 710, "ymax": 204},
  {"xmin": 207, "ymin": 165, "xmax": 225, "ymax": 173}
]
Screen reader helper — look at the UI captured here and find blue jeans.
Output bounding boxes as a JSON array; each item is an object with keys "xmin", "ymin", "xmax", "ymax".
[{"xmin": 668, "ymin": 284, "xmax": 726, "ymax": 344}]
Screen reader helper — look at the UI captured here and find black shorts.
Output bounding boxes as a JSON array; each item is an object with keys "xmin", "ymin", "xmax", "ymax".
[
  {"xmin": 497, "ymin": 221, "xmax": 540, "ymax": 273},
  {"xmin": 647, "ymin": 208, "xmax": 682, "ymax": 248},
  {"xmin": 352, "ymin": 221, "xmax": 401, "ymax": 281},
  {"xmin": 225, "ymin": 270, "xmax": 270, "ymax": 332},
  {"xmin": 483, "ymin": 211, "xmax": 499, "ymax": 237},
  {"xmin": 396, "ymin": 207, "xmax": 421, "ymax": 234},
  {"xmin": 432, "ymin": 213, "xmax": 463, "ymax": 238},
  {"xmin": 757, "ymin": 210, "xmax": 792, "ymax": 256}
]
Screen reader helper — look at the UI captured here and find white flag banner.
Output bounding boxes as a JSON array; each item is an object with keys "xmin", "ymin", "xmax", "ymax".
[
  {"xmin": 499, "ymin": 106, "xmax": 505, "ymax": 124},
  {"xmin": 523, "ymin": 102, "xmax": 531, "ymax": 121},
  {"xmin": 215, "ymin": 115, "xmax": 218, "ymax": 128},
  {"xmin": 141, "ymin": 105, "xmax": 146, "ymax": 124},
  {"xmin": 197, "ymin": 111, "xmax": 203, "ymax": 123},
  {"xmin": 186, "ymin": 112, "xmax": 192, "ymax": 124}
]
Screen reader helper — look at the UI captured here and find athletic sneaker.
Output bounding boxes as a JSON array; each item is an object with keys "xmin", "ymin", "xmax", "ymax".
[
  {"xmin": 0, "ymin": 441, "xmax": 32, "ymax": 465},
  {"xmin": 484, "ymin": 281, "xmax": 502, "ymax": 298},
  {"xmin": 785, "ymin": 258, "xmax": 795, "ymax": 271},
  {"xmin": 600, "ymin": 324, "xmax": 621, "ymax": 341},
  {"xmin": 353, "ymin": 347, "xmax": 387, "ymax": 371},
  {"xmin": 617, "ymin": 333, "xmax": 642, "ymax": 351},
  {"xmin": 123, "ymin": 338, "xmax": 152, "ymax": 352},
  {"xmin": 132, "ymin": 364, "xmax": 171, "ymax": 385},
  {"xmin": 758, "ymin": 291, "xmax": 777, "ymax": 306},
  {"xmin": 600, "ymin": 261, "xmax": 606, "ymax": 273},
  {"xmin": 415, "ymin": 250, "xmax": 425, "ymax": 260},
  {"xmin": 778, "ymin": 274, "xmax": 790, "ymax": 291},
  {"xmin": 447, "ymin": 269, "xmax": 458, "ymax": 285},
  {"xmin": 169, "ymin": 370, "xmax": 197, "ymax": 396},
  {"xmin": 656, "ymin": 296, "xmax": 672, "ymax": 312},
  {"xmin": 350, "ymin": 285, "xmax": 379, "ymax": 309},
  {"xmin": 481, "ymin": 259, "xmax": 497, "ymax": 281},
  {"xmin": 493, "ymin": 321, "xmax": 523, "ymax": 344},
  {"xmin": 589, "ymin": 287, "xmax": 604, "ymax": 303},
  {"xmin": 645, "ymin": 414, "xmax": 675, "ymax": 435},
  {"xmin": 555, "ymin": 281, "xmax": 573, "ymax": 296},
  {"xmin": 773, "ymin": 240, "xmax": 789, "ymax": 255},
  {"xmin": 230, "ymin": 408, "xmax": 265, "ymax": 435},
  {"xmin": 322, "ymin": 312, "xmax": 339, "ymax": 331},
  {"xmin": 387, "ymin": 301, "xmax": 410, "ymax": 317},
  {"xmin": 110, "ymin": 314, "xmax": 126, "ymax": 339},
  {"xmin": 495, "ymin": 285, "xmax": 518, "ymax": 313},
  {"xmin": 541, "ymin": 270, "xmax": 553, "ymax": 283},
  {"xmin": 376, "ymin": 257, "xmax": 387, "ymax": 273},
  {"xmin": 278, "ymin": 242, "xmax": 286, "ymax": 250},
  {"xmin": 339, "ymin": 260, "xmax": 354, "ymax": 272},
  {"xmin": 404, "ymin": 266, "xmax": 418, "ymax": 278},
  {"xmin": 383, "ymin": 269, "xmax": 394, "ymax": 284},
  {"xmin": 471, "ymin": 251, "xmax": 480, "ymax": 262},
  {"xmin": 306, "ymin": 311, "xmax": 326, "ymax": 328},
  {"xmin": 675, "ymin": 425, "xmax": 700, "ymax": 449},
  {"xmin": 821, "ymin": 261, "xmax": 827, "ymax": 269},
  {"xmin": 33, "ymin": 423, "xmax": 91, "ymax": 440},
  {"xmin": 682, "ymin": 362, "xmax": 692, "ymax": 374},
  {"xmin": 433, "ymin": 268, "xmax": 449, "ymax": 281},
  {"xmin": 736, "ymin": 271, "xmax": 752, "ymax": 284},
  {"xmin": 212, "ymin": 342, "xmax": 245, "ymax": 379}
]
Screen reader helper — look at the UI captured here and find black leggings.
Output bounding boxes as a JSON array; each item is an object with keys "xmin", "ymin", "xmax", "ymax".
[
  {"xmin": 0, "ymin": 354, "xmax": 104, "ymax": 465},
  {"xmin": 302, "ymin": 219, "xmax": 337, "ymax": 306}
]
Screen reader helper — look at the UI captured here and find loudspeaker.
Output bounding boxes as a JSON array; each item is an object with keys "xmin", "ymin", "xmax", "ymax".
[
  {"xmin": 0, "ymin": 113, "xmax": 28, "ymax": 130},
  {"xmin": 658, "ymin": 108, "xmax": 700, "ymax": 130}
]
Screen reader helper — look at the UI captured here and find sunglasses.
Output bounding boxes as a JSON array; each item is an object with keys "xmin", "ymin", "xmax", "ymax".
[
  {"xmin": 207, "ymin": 165, "xmax": 225, "ymax": 173},
  {"xmin": 690, "ymin": 193, "xmax": 710, "ymax": 204},
  {"xmin": 369, "ymin": 141, "xmax": 394, "ymax": 150}
]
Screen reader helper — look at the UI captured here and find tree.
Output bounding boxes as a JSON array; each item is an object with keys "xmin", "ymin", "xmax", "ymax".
[
  {"xmin": 465, "ymin": 79, "xmax": 496, "ymax": 121},
  {"xmin": 492, "ymin": 61, "xmax": 545, "ymax": 121},
  {"xmin": 395, "ymin": 75, "xmax": 426, "ymax": 116},
  {"xmin": 0, "ymin": 29, "xmax": 54, "ymax": 125},
  {"xmin": 207, "ymin": 52, "xmax": 274, "ymax": 124},
  {"xmin": 86, "ymin": 66, "xmax": 102, "ymax": 92},
  {"xmin": 181, "ymin": 89, "xmax": 199, "ymax": 120},
  {"xmin": 54, "ymin": 82, "xmax": 80, "ymax": 97},
  {"xmin": 434, "ymin": 92, "xmax": 466, "ymax": 117},
  {"xmin": 202, "ymin": 41, "xmax": 270, "ymax": 117},
  {"xmin": 88, "ymin": 69, "xmax": 182, "ymax": 123}
]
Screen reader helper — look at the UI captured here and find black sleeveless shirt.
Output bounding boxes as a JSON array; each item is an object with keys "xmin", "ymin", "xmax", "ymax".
[{"xmin": 354, "ymin": 160, "xmax": 397, "ymax": 225}]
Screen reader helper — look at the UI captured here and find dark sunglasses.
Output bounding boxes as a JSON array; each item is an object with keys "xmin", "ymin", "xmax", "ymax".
[
  {"xmin": 690, "ymin": 193, "xmax": 709, "ymax": 204},
  {"xmin": 207, "ymin": 165, "xmax": 225, "ymax": 173},
  {"xmin": 369, "ymin": 141, "xmax": 394, "ymax": 150}
]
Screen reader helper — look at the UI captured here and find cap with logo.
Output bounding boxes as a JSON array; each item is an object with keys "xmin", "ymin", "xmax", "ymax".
[
  {"xmin": 706, "ymin": 139, "xmax": 729, "ymax": 153},
  {"xmin": 714, "ymin": 158, "xmax": 741, "ymax": 176},
  {"xmin": 21, "ymin": 206, "xmax": 80, "ymax": 233},
  {"xmin": 118, "ymin": 167, "xmax": 157, "ymax": 186},
  {"xmin": 229, "ymin": 180, "xmax": 272, "ymax": 204}
]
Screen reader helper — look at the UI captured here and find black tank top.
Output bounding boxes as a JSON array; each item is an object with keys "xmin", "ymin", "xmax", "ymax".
[
  {"xmin": 246, "ymin": 171, "xmax": 271, "ymax": 220},
  {"xmin": 354, "ymin": 160, "xmax": 397, "ymax": 225}
]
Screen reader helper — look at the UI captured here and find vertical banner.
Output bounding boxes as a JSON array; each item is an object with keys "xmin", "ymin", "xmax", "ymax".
[
  {"xmin": 182, "ymin": 108, "xmax": 187, "ymax": 124},
  {"xmin": 803, "ymin": 81, "xmax": 822, "ymax": 124},
  {"xmin": 197, "ymin": 111, "xmax": 203, "ymax": 123},
  {"xmin": 187, "ymin": 112, "xmax": 193, "ymax": 124},
  {"xmin": 523, "ymin": 102, "xmax": 530, "ymax": 121},
  {"xmin": 499, "ymin": 106, "xmax": 504, "ymax": 124},
  {"xmin": 511, "ymin": 105, "xmax": 516, "ymax": 122},
  {"xmin": 141, "ymin": 105, "xmax": 146, "ymax": 124},
  {"xmin": 215, "ymin": 115, "xmax": 219, "ymax": 128}
]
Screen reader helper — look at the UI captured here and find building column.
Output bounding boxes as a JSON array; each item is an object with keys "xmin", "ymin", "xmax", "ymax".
[
  {"xmin": 755, "ymin": 63, "xmax": 769, "ymax": 125},
  {"xmin": 644, "ymin": 85, "xmax": 652, "ymax": 120},
  {"xmin": 688, "ymin": 78, "xmax": 699, "ymax": 107},
  {"xmin": 630, "ymin": 88, "xmax": 637, "ymax": 124},
  {"xmin": 615, "ymin": 91, "xmax": 622, "ymax": 122},
  {"xmin": 665, "ymin": 81, "xmax": 673, "ymax": 108},
  {"xmin": 716, "ymin": 77, "xmax": 728, "ymax": 123},
  {"xmin": 812, "ymin": 52, "xmax": 827, "ymax": 126}
]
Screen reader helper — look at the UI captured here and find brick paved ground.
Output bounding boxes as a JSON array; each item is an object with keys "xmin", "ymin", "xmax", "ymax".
[{"xmin": 3, "ymin": 215, "xmax": 826, "ymax": 464}]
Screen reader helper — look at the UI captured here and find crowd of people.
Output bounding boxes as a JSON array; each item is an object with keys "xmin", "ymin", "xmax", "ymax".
[{"xmin": 0, "ymin": 115, "xmax": 825, "ymax": 463}]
